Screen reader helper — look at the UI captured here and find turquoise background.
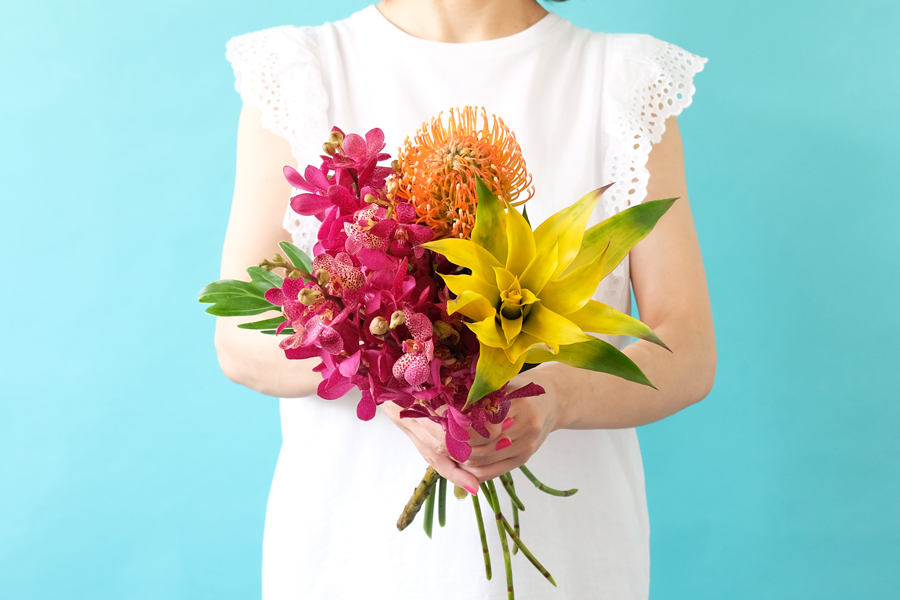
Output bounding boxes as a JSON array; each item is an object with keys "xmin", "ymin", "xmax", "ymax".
[{"xmin": 1, "ymin": 0, "xmax": 898, "ymax": 597}]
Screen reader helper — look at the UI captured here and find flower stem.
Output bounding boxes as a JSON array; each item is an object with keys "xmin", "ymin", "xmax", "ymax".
[
  {"xmin": 499, "ymin": 513, "xmax": 557, "ymax": 587},
  {"xmin": 438, "ymin": 476, "xmax": 447, "ymax": 527},
  {"xmin": 518, "ymin": 465, "xmax": 578, "ymax": 497},
  {"xmin": 472, "ymin": 493, "xmax": 492, "ymax": 581},
  {"xmin": 396, "ymin": 466, "xmax": 440, "ymax": 531},
  {"xmin": 423, "ymin": 482, "xmax": 436, "ymax": 539},
  {"xmin": 484, "ymin": 480, "xmax": 514, "ymax": 600},
  {"xmin": 499, "ymin": 472, "xmax": 526, "ymax": 512}
]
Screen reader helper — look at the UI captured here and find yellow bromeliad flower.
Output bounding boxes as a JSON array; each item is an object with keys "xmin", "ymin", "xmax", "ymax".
[{"xmin": 422, "ymin": 179, "xmax": 675, "ymax": 405}]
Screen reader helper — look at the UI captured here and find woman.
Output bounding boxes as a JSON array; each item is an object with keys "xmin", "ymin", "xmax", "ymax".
[{"xmin": 216, "ymin": 0, "xmax": 716, "ymax": 597}]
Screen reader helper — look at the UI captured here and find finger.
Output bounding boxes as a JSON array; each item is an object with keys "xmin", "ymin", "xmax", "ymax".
[
  {"xmin": 404, "ymin": 420, "xmax": 480, "ymax": 493},
  {"xmin": 463, "ymin": 435, "xmax": 517, "ymax": 467},
  {"xmin": 459, "ymin": 455, "xmax": 531, "ymax": 483},
  {"xmin": 467, "ymin": 420, "xmax": 503, "ymax": 446}
]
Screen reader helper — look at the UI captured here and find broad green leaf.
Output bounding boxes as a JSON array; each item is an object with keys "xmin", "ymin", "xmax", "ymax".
[
  {"xmin": 261, "ymin": 328, "xmax": 294, "ymax": 335},
  {"xmin": 567, "ymin": 300, "xmax": 669, "ymax": 350},
  {"xmin": 279, "ymin": 241, "xmax": 313, "ymax": 273},
  {"xmin": 563, "ymin": 197, "xmax": 677, "ymax": 277},
  {"xmin": 199, "ymin": 279, "xmax": 279, "ymax": 317},
  {"xmin": 526, "ymin": 338, "xmax": 656, "ymax": 389},
  {"xmin": 471, "ymin": 178, "xmax": 509, "ymax": 265},
  {"xmin": 467, "ymin": 344, "xmax": 527, "ymax": 406},
  {"xmin": 247, "ymin": 266, "xmax": 283, "ymax": 289},
  {"xmin": 238, "ymin": 316, "xmax": 288, "ymax": 330}
]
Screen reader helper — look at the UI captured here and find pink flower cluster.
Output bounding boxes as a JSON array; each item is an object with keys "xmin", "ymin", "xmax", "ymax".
[{"xmin": 264, "ymin": 127, "xmax": 543, "ymax": 462}]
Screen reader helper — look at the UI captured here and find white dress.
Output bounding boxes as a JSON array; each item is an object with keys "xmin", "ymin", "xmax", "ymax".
[{"xmin": 225, "ymin": 6, "xmax": 706, "ymax": 599}]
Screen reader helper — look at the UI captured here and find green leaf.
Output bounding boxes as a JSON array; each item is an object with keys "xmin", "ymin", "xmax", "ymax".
[
  {"xmin": 261, "ymin": 328, "xmax": 294, "ymax": 335},
  {"xmin": 563, "ymin": 197, "xmax": 677, "ymax": 277},
  {"xmin": 198, "ymin": 279, "xmax": 280, "ymax": 317},
  {"xmin": 247, "ymin": 266, "xmax": 283, "ymax": 289},
  {"xmin": 525, "ymin": 338, "xmax": 656, "ymax": 389},
  {"xmin": 279, "ymin": 241, "xmax": 313, "ymax": 273},
  {"xmin": 471, "ymin": 178, "xmax": 509, "ymax": 266},
  {"xmin": 238, "ymin": 316, "xmax": 287, "ymax": 330},
  {"xmin": 521, "ymin": 205, "xmax": 531, "ymax": 227}
]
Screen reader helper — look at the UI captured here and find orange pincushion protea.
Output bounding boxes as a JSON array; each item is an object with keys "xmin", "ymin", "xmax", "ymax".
[{"xmin": 387, "ymin": 106, "xmax": 534, "ymax": 239}]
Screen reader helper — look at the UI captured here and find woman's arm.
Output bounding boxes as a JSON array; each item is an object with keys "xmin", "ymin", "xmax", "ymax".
[
  {"xmin": 214, "ymin": 103, "xmax": 322, "ymax": 398},
  {"xmin": 455, "ymin": 116, "xmax": 718, "ymax": 480}
]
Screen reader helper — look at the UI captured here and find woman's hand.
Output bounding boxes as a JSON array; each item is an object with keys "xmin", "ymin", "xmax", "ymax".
[
  {"xmin": 381, "ymin": 401, "xmax": 481, "ymax": 494},
  {"xmin": 460, "ymin": 363, "xmax": 566, "ymax": 483}
]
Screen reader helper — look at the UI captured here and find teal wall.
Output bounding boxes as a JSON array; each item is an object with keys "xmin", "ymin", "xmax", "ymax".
[{"xmin": 1, "ymin": 1, "xmax": 897, "ymax": 597}]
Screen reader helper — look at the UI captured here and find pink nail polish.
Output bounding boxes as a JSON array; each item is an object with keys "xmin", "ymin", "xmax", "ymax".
[
  {"xmin": 464, "ymin": 485, "xmax": 478, "ymax": 496},
  {"xmin": 496, "ymin": 438, "xmax": 512, "ymax": 451},
  {"xmin": 501, "ymin": 417, "xmax": 515, "ymax": 432}
]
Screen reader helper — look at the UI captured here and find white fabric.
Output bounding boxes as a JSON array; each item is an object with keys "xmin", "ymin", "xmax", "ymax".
[{"xmin": 226, "ymin": 6, "xmax": 705, "ymax": 599}]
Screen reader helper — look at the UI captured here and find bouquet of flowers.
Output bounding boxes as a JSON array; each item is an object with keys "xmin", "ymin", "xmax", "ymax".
[{"xmin": 200, "ymin": 107, "xmax": 674, "ymax": 598}]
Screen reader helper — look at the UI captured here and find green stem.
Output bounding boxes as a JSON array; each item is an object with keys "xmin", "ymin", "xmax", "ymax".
[
  {"xmin": 499, "ymin": 472, "xmax": 526, "ymax": 512},
  {"xmin": 438, "ymin": 476, "xmax": 447, "ymax": 528},
  {"xmin": 472, "ymin": 493, "xmax": 492, "ymax": 581},
  {"xmin": 423, "ymin": 484, "xmax": 436, "ymax": 539},
  {"xmin": 518, "ymin": 465, "xmax": 578, "ymax": 497},
  {"xmin": 511, "ymin": 502, "xmax": 520, "ymax": 555},
  {"xmin": 484, "ymin": 480, "xmax": 514, "ymax": 600},
  {"xmin": 499, "ymin": 513, "xmax": 557, "ymax": 587},
  {"xmin": 397, "ymin": 466, "xmax": 440, "ymax": 531}
]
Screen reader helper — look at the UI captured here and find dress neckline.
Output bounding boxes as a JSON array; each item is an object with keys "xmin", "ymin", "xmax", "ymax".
[{"xmin": 357, "ymin": 4, "xmax": 563, "ymax": 53}]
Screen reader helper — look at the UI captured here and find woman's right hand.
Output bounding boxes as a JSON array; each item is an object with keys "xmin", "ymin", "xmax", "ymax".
[{"xmin": 380, "ymin": 401, "xmax": 481, "ymax": 494}]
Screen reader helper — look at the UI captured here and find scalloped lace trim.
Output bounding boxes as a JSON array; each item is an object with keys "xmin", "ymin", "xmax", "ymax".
[
  {"xmin": 605, "ymin": 41, "xmax": 707, "ymax": 216},
  {"xmin": 225, "ymin": 26, "xmax": 329, "ymax": 254}
]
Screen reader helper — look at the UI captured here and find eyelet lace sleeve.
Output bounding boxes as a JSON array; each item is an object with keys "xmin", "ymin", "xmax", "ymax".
[
  {"xmin": 226, "ymin": 26, "xmax": 329, "ymax": 256},
  {"xmin": 602, "ymin": 35, "xmax": 707, "ymax": 215}
]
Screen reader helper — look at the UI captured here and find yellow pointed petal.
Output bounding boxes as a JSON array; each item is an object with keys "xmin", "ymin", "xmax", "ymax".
[
  {"xmin": 563, "ymin": 197, "xmax": 677, "ymax": 277},
  {"xmin": 439, "ymin": 273, "xmax": 501, "ymax": 307},
  {"xmin": 467, "ymin": 344, "xmax": 527, "ymax": 406},
  {"xmin": 505, "ymin": 206, "xmax": 536, "ymax": 275},
  {"xmin": 519, "ymin": 240, "xmax": 558, "ymax": 295},
  {"xmin": 567, "ymin": 300, "xmax": 669, "ymax": 350},
  {"xmin": 492, "ymin": 267, "xmax": 517, "ymax": 293},
  {"xmin": 519, "ymin": 288, "xmax": 538, "ymax": 306},
  {"xmin": 500, "ymin": 313, "xmax": 523, "ymax": 345},
  {"xmin": 447, "ymin": 290, "xmax": 497, "ymax": 322},
  {"xmin": 471, "ymin": 178, "xmax": 509, "ymax": 265},
  {"xmin": 420, "ymin": 238, "xmax": 500, "ymax": 284},
  {"xmin": 521, "ymin": 303, "xmax": 593, "ymax": 346},
  {"xmin": 504, "ymin": 332, "xmax": 554, "ymax": 363},
  {"xmin": 533, "ymin": 184, "xmax": 611, "ymax": 278},
  {"xmin": 539, "ymin": 244, "xmax": 609, "ymax": 315},
  {"xmin": 466, "ymin": 316, "xmax": 508, "ymax": 349}
]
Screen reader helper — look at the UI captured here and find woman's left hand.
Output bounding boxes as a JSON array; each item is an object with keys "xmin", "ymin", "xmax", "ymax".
[{"xmin": 459, "ymin": 363, "xmax": 567, "ymax": 483}]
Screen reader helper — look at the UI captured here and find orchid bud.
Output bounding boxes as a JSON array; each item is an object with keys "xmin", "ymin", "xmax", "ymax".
[
  {"xmin": 389, "ymin": 310, "xmax": 406, "ymax": 329},
  {"xmin": 453, "ymin": 485, "xmax": 469, "ymax": 500},
  {"xmin": 364, "ymin": 193, "xmax": 376, "ymax": 204},
  {"xmin": 315, "ymin": 268, "xmax": 331, "ymax": 286},
  {"xmin": 391, "ymin": 159, "xmax": 401, "ymax": 173},
  {"xmin": 288, "ymin": 271, "xmax": 302, "ymax": 280},
  {"xmin": 432, "ymin": 321, "xmax": 453, "ymax": 339},
  {"xmin": 369, "ymin": 317, "xmax": 390, "ymax": 336},
  {"xmin": 328, "ymin": 130, "xmax": 344, "ymax": 145},
  {"xmin": 322, "ymin": 142, "xmax": 337, "ymax": 156},
  {"xmin": 298, "ymin": 288, "xmax": 324, "ymax": 306}
]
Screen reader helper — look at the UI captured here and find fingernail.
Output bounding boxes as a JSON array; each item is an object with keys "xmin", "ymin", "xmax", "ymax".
[
  {"xmin": 464, "ymin": 485, "xmax": 478, "ymax": 496},
  {"xmin": 496, "ymin": 438, "xmax": 512, "ymax": 451},
  {"xmin": 501, "ymin": 417, "xmax": 515, "ymax": 432}
]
